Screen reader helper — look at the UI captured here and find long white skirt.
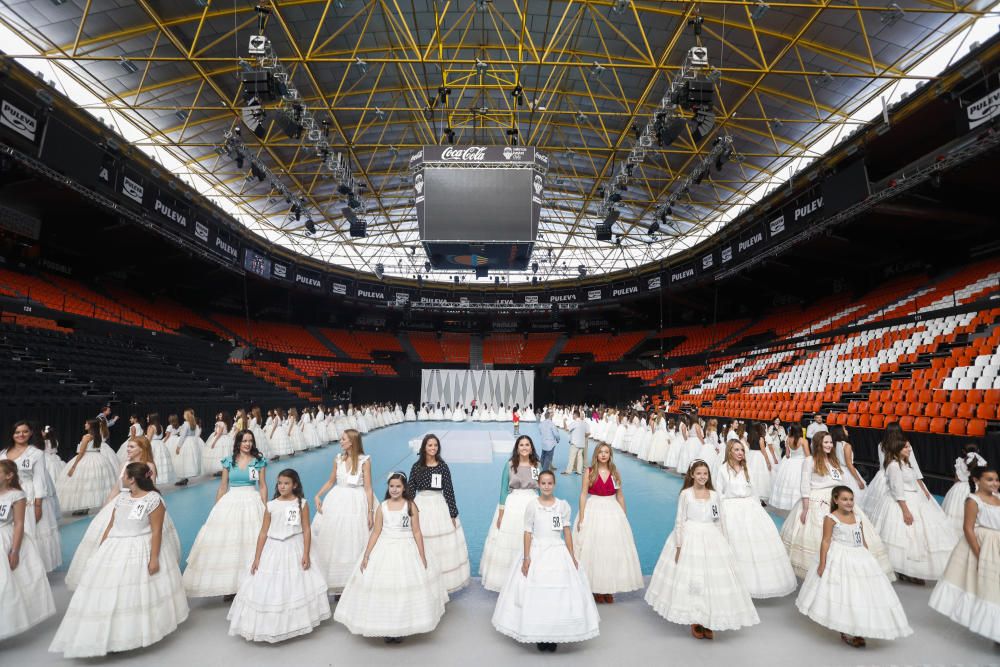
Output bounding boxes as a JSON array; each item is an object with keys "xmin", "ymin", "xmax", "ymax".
[
  {"xmin": 24, "ymin": 491, "xmax": 61, "ymax": 572},
  {"xmin": 872, "ymin": 488, "xmax": 958, "ymax": 580},
  {"xmin": 781, "ymin": 488, "xmax": 894, "ymax": 580},
  {"xmin": 66, "ymin": 501, "xmax": 181, "ymax": 591},
  {"xmin": 45, "ymin": 449, "xmax": 66, "ymax": 478},
  {"xmin": 942, "ymin": 482, "xmax": 971, "ymax": 529},
  {"xmin": 250, "ymin": 425, "xmax": 272, "ymax": 458},
  {"xmin": 0, "ymin": 524, "xmax": 56, "ymax": 641},
  {"xmin": 663, "ymin": 434, "xmax": 683, "ymax": 469},
  {"xmin": 929, "ymin": 526, "xmax": 1000, "ymax": 642},
  {"xmin": 171, "ymin": 436, "xmax": 202, "ymax": 479},
  {"xmin": 573, "ymin": 495, "xmax": 644, "ymax": 595},
  {"xmin": 184, "ymin": 486, "xmax": 266, "ymax": 596},
  {"xmin": 269, "ymin": 428, "xmax": 293, "ymax": 457},
  {"xmin": 334, "ymin": 534, "xmax": 448, "ymax": 637},
  {"xmin": 492, "ymin": 540, "xmax": 600, "ymax": 643},
  {"xmin": 673, "ymin": 437, "xmax": 703, "ymax": 477},
  {"xmin": 49, "ymin": 532, "xmax": 189, "ymax": 658},
  {"xmin": 746, "ymin": 451, "xmax": 773, "ymax": 501},
  {"xmin": 56, "ymin": 452, "xmax": 117, "ymax": 512},
  {"xmin": 227, "ymin": 533, "xmax": 331, "ymax": 642},
  {"xmin": 414, "ymin": 491, "xmax": 470, "ymax": 592},
  {"xmin": 200, "ymin": 435, "xmax": 232, "ymax": 475},
  {"xmin": 150, "ymin": 440, "xmax": 176, "ymax": 485},
  {"xmin": 769, "ymin": 457, "xmax": 807, "ymax": 511},
  {"xmin": 861, "ymin": 469, "xmax": 888, "ymax": 520},
  {"xmin": 644, "ymin": 521, "xmax": 760, "ymax": 630},
  {"xmin": 796, "ymin": 541, "xmax": 912, "ymax": 639},
  {"xmin": 647, "ymin": 431, "xmax": 669, "ymax": 464},
  {"xmin": 721, "ymin": 496, "xmax": 797, "ymax": 598},
  {"xmin": 311, "ymin": 484, "xmax": 370, "ymax": 592},
  {"xmin": 480, "ymin": 489, "xmax": 537, "ymax": 592}
]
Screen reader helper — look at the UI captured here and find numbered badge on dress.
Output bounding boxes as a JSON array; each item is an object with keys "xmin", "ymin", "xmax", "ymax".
[
  {"xmin": 128, "ymin": 501, "xmax": 148, "ymax": 520},
  {"xmin": 710, "ymin": 503, "xmax": 719, "ymax": 519},
  {"xmin": 401, "ymin": 514, "xmax": 411, "ymax": 528},
  {"xmin": 551, "ymin": 513, "xmax": 564, "ymax": 530},
  {"xmin": 430, "ymin": 473, "xmax": 442, "ymax": 489},
  {"xmin": 248, "ymin": 466, "xmax": 259, "ymax": 482},
  {"xmin": 530, "ymin": 466, "xmax": 540, "ymax": 481},
  {"xmin": 853, "ymin": 528, "xmax": 863, "ymax": 546},
  {"xmin": 0, "ymin": 503, "xmax": 9, "ymax": 520},
  {"xmin": 830, "ymin": 468, "xmax": 842, "ymax": 481},
  {"xmin": 286, "ymin": 506, "xmax": 301, "ymax": 526},
  {"xmin": 20, "ymin": 457, "xmax": 32, "ymax": 470}
]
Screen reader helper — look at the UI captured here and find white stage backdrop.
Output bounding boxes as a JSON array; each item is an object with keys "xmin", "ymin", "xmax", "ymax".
[{"xmin": 421, "ymin": 369, "xmax": 535, "ymax": 409}]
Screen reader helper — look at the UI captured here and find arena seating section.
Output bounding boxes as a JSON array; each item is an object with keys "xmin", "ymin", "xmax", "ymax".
[
  {"xmin": 560, "ymin": 331, "xmax": 647, "ymax": 362},
  {"xmin": 482, "ymin": 333, "xmax": 560, "ymax": 364},
  {"xmin": 407, "ymin": 332, "xmax": 471, "ymax": 363}
]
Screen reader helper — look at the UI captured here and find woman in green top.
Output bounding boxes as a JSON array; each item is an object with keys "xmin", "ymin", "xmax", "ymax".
[{"xmin": 480, "ymin": 435, "xmax": 540, "ymax": 592}]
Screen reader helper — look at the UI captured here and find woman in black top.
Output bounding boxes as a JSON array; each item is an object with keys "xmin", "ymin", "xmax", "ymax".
[{"xmin": 408, "ymin": 434, "xmax": 470, "ymax": 592}]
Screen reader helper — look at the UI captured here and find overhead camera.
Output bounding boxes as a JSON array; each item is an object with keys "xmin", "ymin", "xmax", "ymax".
[{"xmin": 688, "ymin": 46, "xmax": 709, "ymax": 68}]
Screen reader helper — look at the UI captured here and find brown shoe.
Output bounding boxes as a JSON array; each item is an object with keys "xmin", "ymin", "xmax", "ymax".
[
  {"xmin": 593, "ymin": 593, "xmax": 602, "ymax": 603},
  {"xmin": 702, "ymin": 627, "xmax": 714, "ymax": 640},
  {"xmin": 690, "ymin": 624, "xmax": 705, "ymax": 640},
  {"xmin": 604, "ymin": 594, "xmax": 614, "ymax": 603}
]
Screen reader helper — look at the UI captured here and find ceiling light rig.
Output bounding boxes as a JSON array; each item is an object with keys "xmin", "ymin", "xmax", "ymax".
[{"xmin": 230, "ymin": 10, "xmax": 367, "ymax": 235}]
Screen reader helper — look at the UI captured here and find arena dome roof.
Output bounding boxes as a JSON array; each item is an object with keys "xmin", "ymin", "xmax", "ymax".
[{"xmin": 0, "ymin": 0, "xmax": 997, "ymax": 284}]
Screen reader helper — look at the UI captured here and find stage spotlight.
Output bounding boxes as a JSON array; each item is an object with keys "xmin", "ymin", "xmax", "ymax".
[
  {"xmin": 374, "ymin": 107, "xmax": 386, "ymax": 121},
  {"xmin": 691, "ymin": 108, "xmax": 716, "ymax": 141},
  {"xmin": 648, "ymin": 219, "xmax": 660, "ymax": 234},
  {"xmin": 438, "ymin": 86, "xmax": 451, "ymax": 104},
  {"xmin": 608, "ymin": 191, "xmax": 622, "ymax": 203},
  {"xmin": 424, "ymin": 260, "xmax": 431, "ymax": 272},
  {"xmin": 444, "ymin": 127, "xmax": 455, "ymax": 144},
  {"xmin": 235, "ymin": 154, "xmax": 245, "ymax": 169},
  {"xmin": 531, "ymin": 261, "xmax": 538, "ymax": 274},
  {"xmin": 453, "ymin": 276, "xmax": 459, "ymax": 285},
  {"xmin": 355, "ymin": 57, "xmax": 368, "ymax": 75},
  {"xmin": 693, "ymin": 167, "xmax": 706, "ymax": 185},
  {"xmin": 291, "ymin": 203, "xmax": 302, "ymax": 221},
  {"xmin": 610, "ymin": 0, "xmax": 630, "ymax": 15},
  {"xmin": 590, "ymin": 62, "xmax": 606, "ymax": 80},
  {"xmin": 688, "ymin": 14, "xmax": 703, "ymax": 36},
  {"xmin": 715, "ymin": 144, "xmax": 734, "ymax": 171},
  {"xmin": 576, "ymin": 110, "xmax": 588, "ymax": 123},
  {"xmin": 475, "ymin": 58, "xmax": 489, "ymax": 74},
  {"xmin": 511, "ymin": 84, "xmax": 524, "ymax": 106},
  {"xmin": 506, "ymin": 127, "xmax": 519, "ymax": 146},
  {"xmin": 304, "ymin": 218, "xmax": 316, "ymax": 235},
  {"xmin": 654, "ymin": 113, "xmax": 685, "ymax": 146}
]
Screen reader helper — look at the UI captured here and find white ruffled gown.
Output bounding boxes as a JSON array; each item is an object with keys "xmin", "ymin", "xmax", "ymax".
[
  {"xmin": 573, "ymin": 473, "xmax": 643, "ymax": 595},
  {"xmin": 0, "ymin": 488, "xmax": 56, "ymax": 641},
  {"xmin": 57, "ymin": 442, "xmax": 118, "ymax": 513},
  {"xmin": 312, "ymin": 454, "xmax": 372, "ymax": 592},
  {"xmin": 201, "ymin": 422, "xmax": 232, "ymax": 475},
  {"xmin": 0, "ymin": 447, "xmax": 61, "ymax": 571},
  {"xmin": 942, "ymin": 454, "xmax": 985, "ymax": 529},
  {"xmin": 768, "ymin": 443, "xmax": 807, "ymax": 511}
]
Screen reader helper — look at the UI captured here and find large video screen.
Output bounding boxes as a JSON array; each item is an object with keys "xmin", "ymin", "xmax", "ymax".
[{"xmin": 421, "ymin": 168, "xmax": 534, "ymax": 242}]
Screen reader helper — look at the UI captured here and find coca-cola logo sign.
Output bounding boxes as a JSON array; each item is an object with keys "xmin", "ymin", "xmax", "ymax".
[{"xmin": 440, "ymin": 146, "xmax": 487, "ymax": 161}]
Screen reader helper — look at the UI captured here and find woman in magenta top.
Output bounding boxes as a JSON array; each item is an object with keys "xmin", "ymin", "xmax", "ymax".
[{"xmin": 573, "ymin": 443, "xmax": 644, "ymax": 602}]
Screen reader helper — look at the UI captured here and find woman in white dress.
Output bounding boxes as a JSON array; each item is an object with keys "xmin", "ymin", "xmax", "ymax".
[
  {"xmin": 1, "ymin": 422, "xmax": 61, "ymax": 571},
  {"xmin": 312, "ymin": 429, "xmax": 374, "ymax": 592},
  {"xmin": 635, "ymin": 417, "xmax": 654, "ymax": 461},
  {"xmin": 744, "ymin": 422, "xmax": 776, "ymax": 502},
  {"xmin": 861, "ymin": 423, "xmax": 935, "ymax": 523},
  {"xmin": 248, "ymin": 407, "xmax": 272, "ymax": 458},
  {"xmin": 285, "ymin": 408, "xmax": 306, "ymax": 455},
  {"xmin": 117, "ymin": 415, "xmax": 144, "ymax": 465},
  {"xmin": 97, "ymin": 422, "xmax": 120, "ymax": 481},
  {"xmin": 227, "ymin": 468, "xmax": 330, "ymax": 642},
  {"xmin": 408, "ymin": 434, "xmax": 470, "ymax": 592},
  {"xmin": 268, "ymin": 408, "xmax": 293, "ymax": 459},
  {"xmin": 184, "ymin": 429, "xmax": 268, "ymax": 598},
  {"xmin": 646, "ymin": 413, "xmax": 669, "ymax": 464},
  {"xmin": 574, "ymin": 444, "xmax": 643, "ymax": 602},
  {"xmin": 418, "ymin": 403, "xmax": 429, "ymax": 420},
  {"xmin": 493, "ymin": 470, "xmax": 600, "ymax": 652},
  {"xmin": 697, "ymin": 418, "xmax": 722, "ymax": 469},
  {"xmin": 451, "ymin": 402, "xmax": 466, "ymax": 422},
  {"xmin": 301, "ymin": 407, "xmax": 322, "ymax": 450},
  {"xmin": 201, "ymin": 412, "xmax": 233, "ymax": 477},
  {"xmin": 0, "ymin": 459, "xmax": 56, "ymax": 641},
  {"xmin": 717, "ymin": 440, "xmax": 797, "ymax": 598},
  {"xmin": 942, "ymin": 444, "xmax": 987, "ymax": 528},
  {"xmin": 170, "ymin": 410, "xmax": 202, "ymax": 486},
  {"xmin": 335, "ymin": 472, "xmax": 448, "ymax": 642},
  {"xmin": 872, "ymin": 439, "xmax": 958, "ymax": 583},
  {"xmin": 610, "ymin": 413, "xmax": 628, "ymax": 452},
  {"xmin": 930, "ymin": 464, "xmax": 1000, "ymax": 643},
  {"xmin": 57, "ymin": 419, "xmax": 117, "ymax": 514},
  {"xmin": 521, "ymin": 404, "xmax": 537, "ymax": 422},
  {"xmin": 431, "ymin": 403, "xmax": 444, "ymax": 420},
  {"xmin": 65, "ymin": 437, "xmax": 180, "ymax": 591},
  {"xmin": 796, "ymin": 486, "xmax": 912, "ymax": 648},
  {"xmin": 40, "ymin": 425, "xmax": 65, "ymax": 479},
  {"xmin": 829, "ymin": 425, "xmax": 866, "ymax": 501},
  {"xmin": 673, "ymin": 414, "xmax": 702, "ymax": 475},
  {"xmin": 781, "ymin": 432, "xmax": 894, "ymax": 579},
  {"xmin": 140, "ymin": 414, "xmax": 173, "ymax": 487},
  {"xmin": 664, "ymin": 419, "xmax": 684, "ymax": 470},
  {"xmin": 769, "ymin": 424, "xmax": 810, "ymax": 511},
  {"xmin": 480, "ymin": 436, "xmax": 541, "ymax": 592},
  {"xmin": 49, "ymin": 462, "xmax": 189, "ymax": 658},
  {"xmin": 645, "ymin": 460, "xmax": 760, "ymax": 639},
  {"xmin": 405, "ymin": 403, "xmax": 417, "ymax": 421}
]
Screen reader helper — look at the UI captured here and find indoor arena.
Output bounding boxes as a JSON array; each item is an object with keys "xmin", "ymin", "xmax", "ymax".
[{"xmin": 0, "ymin": 1, "xmax": 998, "ymax": 665}]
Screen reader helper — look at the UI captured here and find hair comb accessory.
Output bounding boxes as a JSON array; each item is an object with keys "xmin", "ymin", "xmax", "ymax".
[
  {"xmin": 145, "ymin": 469, "xmax": 153, "ymax": 479},
  {"xmin": 386, "ymin": 470, "xmax": 407, "ymax": 482}
]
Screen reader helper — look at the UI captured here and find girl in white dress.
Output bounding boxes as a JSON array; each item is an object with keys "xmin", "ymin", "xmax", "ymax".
[
  {"xmin": 645, "ymin": 460, "xmax": 759, "ymax": 639},
  {"xmin": 418, "ymin": 404, "xmax": 429, "ymax": 420},
  {"xmin": 65, "ymin": 437, "xmax": 181, "ymax": 591},
  {"xmin": 480, "ymin": 436, "xmax": 541, "ymax": 592},
  {"xmin": 493, "ymin": 470, "xmax": 600, "ymax": 652},
  {"xmin": 227, "ymin": 468, "xmax": 330, "ymax": 642},
  {"xmin": 184, "ymin": 430, "xmax": 268, "ymax": 598},
  {"xmin": 286, "ymin": 408, "xmax": 306, "ymax": 455},
  {"xmin": 942, "ymin": 444, "xmax": 987, "ymax": 528},
  {"xmin": 872, "ymin": 439, "xmax": 958, "ymax": 583},
  {"xmin": 574, "ymin": 444, "xmax": 643, "ymax": 602},
  {"xmin": 170, "ymin": 410, "xmax": 202, "ymax": 485},
  {"xmin": 145, "ymin": 413, "xmax": 176, "ymax": 486},
  {"xmin": 674, "ymin": 414, "xmax": 705, "ymax": 476},
  {"xmin": 697, "ymin": 418, "xmax": 721, "ymax": 469},
  {"xmin": 795, "ymin": 486, "xmax": 912, "ymax": 647},
  {"xmin": 50, "ymin": 463, "xmax": 189, "ymax": 658},
  {"xmin": 646, "ymin": 413, "xmax": 669, "ymax": 464},
  {"xmin": 451, "ymin": 402, "xmax": 466, "ymax": 422},
  {"xmin": 202, "ymin": 412, "xmax": 233, "ymax": 477},
  {"xmin": 268, "ymin": 408, "xmax": 293, "ymax": 459},
  {"xmin": 664, "ymin": 419, "xmax": 684, "ymax": 470},
  {"xmin": 829, "ymin": 425, "xmax": 866, "ymax": 501},
  {"xmin": 717, "ymin": 440, "xmax": 797, "ymax": 598},
  {"xmin": 247, "ymin": 407, "xmax": 272, "ymax": 459},
  {"xmin": 635, "ymin": 418, "xmax": 654, "ymax": 460},
  {"xmin": 781, "ymin": 432, "xmax": 894, "ymax": 579},
  {"xmin": 745, "ymin": 422, "xmax": 775, "ymax": 502},
  {"xmin": 0, "ymin": 460, "xmax": 56, "ymax": 641},
  {"xmin": 408, "ymin": 434, "xmax": 471, "ymax": 592},
  {"xmin": 335, "ymin": 472, "xmax": 448, "ymax": 642},
  {"xmin": 861, "ymin": 423, "xmax": 935, "ymax": 523},
  {"xmin": 1, "ymin": 422, "xmax": 61, "ymax": 572},
  {"xmin": 57, "ymin": 419, "xmax": 117, "ymax": 513},
  {"xmin": 930, "ymin": 464, "xmax": 1000, "ymax": 643},
  {"xmin": 769, "ymin": 424, "xmax": 810, "ymax": 511},
  {"xmin": 312, "ymin": 429, "xmax": 374, "ymax": 592},
  {"xmin": 41, "ymin": 425, "xmax": 65, "ymax": 479},
  {"xmin": 97, "ymin": 422, "xmax": 120, "ymax": 481},
  {"xmin": 301, "ymin": 408, "xmax": 321, "ymax": 450},
  {"xmin": 766, "ymin": 418, "xmax": 786, "ymax": 453},
  {"xmin": 432, "ymin": 403, "xmax": 445, "ymax": 420},
  {"xmin": 117, "ymin": 415, "xmax": 144, "ymax": 464}
]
